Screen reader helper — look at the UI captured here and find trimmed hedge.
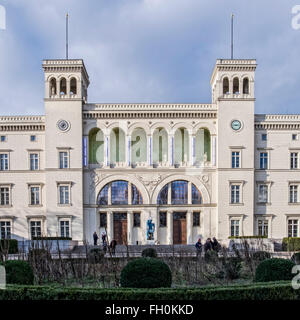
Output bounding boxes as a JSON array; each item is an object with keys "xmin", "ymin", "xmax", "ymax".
[
  {"xmin": 0, "ymin": 281, "xmax": 299, "ymax": 300},
  {"xmin": 255, "ymin": 258, "xmax": 295, "ymax": 282},
  {"xmin": 2, "ymin": 261, "xmax": 34, "ymax": 285},
  {"xmin": 141, "ymin": 248, "xmax": 157, "ymax": 258},
  {"xmin": 0, "ymin": 239, "xmax": 18, "ymax": 254},
  {"xmin": 32, "ymin": 237, "xmax": 72, "ymax": 241},
  {"xmin": 282, "ymin": 238, "xmax": 300, "ymax": 251},
  {"xmin": 252, "ymin": 251, "xmax": 271, "ymax": 262},
  {"xmin": 228, "ymin": 236, "xmax": 267, "ymax": 239},
  {"xmin": 120, "ymin": 258, "xmax": 172, "ymax": 288}
]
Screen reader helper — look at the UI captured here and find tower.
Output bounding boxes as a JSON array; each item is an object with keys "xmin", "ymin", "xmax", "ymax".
[
  {"xmin": 211, "ymin": 59, "xmax": 257, "ymax": 239},
  {"xmin": 42, "ymin": 59, "xmax": 90, "ymax": 241}
]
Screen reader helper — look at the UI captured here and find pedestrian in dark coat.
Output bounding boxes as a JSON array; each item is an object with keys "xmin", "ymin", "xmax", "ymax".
[
  {"xmin": 204, "ymin": 238, "xmax": 212, "ymax": 252},
  {"xmin": 195, "ymin": 238, "xmax": 202, "ymax": 257},
  {"xmin": 110, "ymin": 239, "xmax": 117, "ymax": 256},
  {"xmin": 212, "ymin": 237, "xmax": 220, "ymax": 252},
  {"xmin": 103, "ymin": 240, "xmax": 107, "ymax": 254},
  {"xmin": 93, "ymin": 232, "xmax": 99, "ymax": 246}
]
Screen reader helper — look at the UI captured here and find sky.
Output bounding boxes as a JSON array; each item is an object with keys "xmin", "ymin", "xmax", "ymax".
[{"xmin": 0, "ymin": 0, "xmax": 300, "ymax": 115}]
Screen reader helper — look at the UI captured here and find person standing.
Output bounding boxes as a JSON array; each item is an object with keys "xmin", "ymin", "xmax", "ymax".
[
  {"xmin": 110, "ymin": 239, "xmax": 117, "ymax": 256},
  {"xmin": 204, "ymin": 238, "xmax": 212, "ymax": 252},
  {"xmin": 212, "ymin": 237, "xmax": 220, "ymax": 252},
  {"xmin": 93, "ymin": 231, "xmax": 99, "ymax": 246},
  {"xmin": 101, "ymin": 232, "xmax": 107, "ymax": 244},
  {"xmin": 103, "ymin": 240, "xmax": 107, "ymax": 254},
  {"xmin": 195, "ymin": 238, "xmax": 202, "ymax": 257}
]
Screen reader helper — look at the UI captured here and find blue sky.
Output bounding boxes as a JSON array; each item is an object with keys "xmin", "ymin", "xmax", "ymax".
[{"xmin": 0, "ymin": 0, "xmax": 300, "ymax": 115}]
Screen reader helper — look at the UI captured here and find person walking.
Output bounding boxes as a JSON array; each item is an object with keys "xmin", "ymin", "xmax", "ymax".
[
  {"xmin": 110, "ymin": 239, "xmax": 117, "ymax": 256},
  {"xmin": 195, "ymin": 238, "xmax": 202, "ymax": 257},
  {"xmin": 93, "ymin": 231, "xmax": 99, "ymax": 246}
]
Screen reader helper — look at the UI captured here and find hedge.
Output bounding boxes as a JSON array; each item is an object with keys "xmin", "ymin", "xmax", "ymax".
[
  {"xmin": 0, "ymin": 281, "xmax": 299, "ymax": 300},
  {"xmin": 0, "ymin": 239, "xmax": 18, "ymax": 254},
  {"xmin": 31, "ymin": 237, "xmax": 72, "ymax": 241},
  {"xmin": 228, "ymin": 236, "xmax": 267, "ymax": 239},
  {"xmin": 282, "ymin": 238, "xmax": 300, "ymax": 251}
]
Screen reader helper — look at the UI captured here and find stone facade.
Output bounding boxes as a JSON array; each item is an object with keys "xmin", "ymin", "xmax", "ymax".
[{"xmin": 0, "ymin": 58, "xmax": 300, "ymax": 245}]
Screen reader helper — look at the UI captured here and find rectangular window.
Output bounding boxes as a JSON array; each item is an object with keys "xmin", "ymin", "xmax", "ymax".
[
  {"xmin": 290, "ymin": 185, "xmax": 298, "ymax": 203},
  {"xmin": 258, "ymin": 220, "xmax": 268, "ymax": 237},
  {"xmin": 59, "ymin": 152, "xmax": 69, "ymax": 169},
  {"xmin": 261, "ymin": 134, "xmax": 267, "ymax": 141},
  {"xmin": 230, "ymin": 220, "xmax": 240, "ymax": 237},
  {"xmin": 100, "ymin": 213, "xmax": 107, "ymax": 228},
  {"xmin": 0, "ymin": 187, "xmax": 9, "ymax": 206},
  {"xmin": 0, "ymin": 221, "xmax": 11, "ymax": 239},
  {"xmin": 288, "ymin": 219, "xmax": 299, "ymax": 237},
  {"xmin": 59, "ymin": 185, "xmax": 70, "ymax": 205},
  {"xmin": 60, "ymin": 220, "xmax": 70, "ymax": 238},
  {"xmin": 0, "ymin": 154, "xmax": 8, "ymax": 171},
  {"xmin": 231, "ymin": 151, "xmax": 240, "ymax": 168},
  {"xmin": 193, "ymin": 212, "xmax": 200, "ymax": 226},
  {"xmin": 260, "ymin": 152, "xmax": 268, "ymax": 169},
  {"xmin": 0, "ymin": 136, "xmax": 6, "ymax": 142},
  {"xmin": 30, "ymin": 187, "xmax": 40, "ymax": 205},
  {"xmin": 159, "ymin": 212, "xmax": 167, "ymax": 227},
  {"xmin": 291, "ymin": 153, "xmax": 298, "ymax": 169},
  {"xmin": 258, "ymin": 185, "xmax": 268, "ymax": 203},
  {"xmin": 292, "ymin": 134, "xmax": 298, "ymax": 141},
  {"xmin": 133, "ymin": 213, "xmax": 141, "ymax": 227},
  {"xmin": 30, "ymin": 153, "xmax": 39, "ymax": 171},
  {"xmin": 30, "ymin": 221, "xmax": 41, "ymax": 239},
  {"xmin": 231, "ymin": 185, "xmax": 240, "ymax": 204},
  {"xmin": 30, "ymin": 135, "xmax": 36, "ymax": 142}
]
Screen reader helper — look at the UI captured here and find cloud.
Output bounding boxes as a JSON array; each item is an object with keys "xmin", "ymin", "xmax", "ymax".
[{"xmin": 0, "ymin": 0, "xmax": 300, "ymax": 115}]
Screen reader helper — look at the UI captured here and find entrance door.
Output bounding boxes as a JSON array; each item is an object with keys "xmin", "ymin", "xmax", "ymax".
[
  {"xmin": 173, "ymin": 212, "xmax": 187, "ymax": 244},
  {"xmin": 113, "ymin": 213, "xmax": 127, "ymax": 245}
]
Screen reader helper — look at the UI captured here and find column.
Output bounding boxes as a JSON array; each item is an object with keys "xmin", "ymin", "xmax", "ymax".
[
  {"xmin": 128, "ymin": 182, "xmax": 132, "ymax": 205},
  {"xmin": 104, "ymin": 135, "xmax": 110, "ymax": 166},
  {"xmin": 167, "ymin": 210, "xmax": 173, "ymax": 244},
  {"xmin": 127, "ymin": 211, "xmax": 133, "ymax": 245},
  {"xmin": 66, "ymin": 80, "xmax": 71, "ymax": 98},
  {"xmin": 167, "ymin": 183, "xmax": 172, "ymax": 205},
  {"xmin": 127, "ymin": 135, "xmax": 131, "ymax": 166},
  {"xmin": 199, "ymin": 129, "xmax": 204, "ymax": 165},
  {"xmin": 153, "ymin": 209, "xmax": 159, "ymax": 245},
  {"xmin": 212, "ymin": 135, "xmax": 216, "ymax": 166},
  {"xmin": 188, "ymin": 131, "xmax": 193, "ymax": 166},
  {"xmin": 147, "ymin": 135, "xmax": 152, "ymax": 166},
  {"xmin": 107, "ymin": 211, "xmax": 113, "ymax": 243},
  {"xmin": 108, "ymin": 184, "xmax": 112, "ymax": 205},
  {"xmin": 192, "ymin": 135, "xmax": 196, "ymax": 166},
  {"xmin": 187, "ymin": 181, "xmax": 192, "ymax": 204},
  {"xmin": 186, "ymin": 210, "xmax": 193, "ymax": 244},
  {"xmin": 168, "ymin": 135, "xmax": 174, "ymax": 166}
]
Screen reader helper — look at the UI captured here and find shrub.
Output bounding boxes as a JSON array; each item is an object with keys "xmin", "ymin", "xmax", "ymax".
[
  {"xmin": 3, "ymin": 260, "xmax": 34, "ymax": 285},
  {"xmin": 291, "ymin": 252, "xmax": 300, "ymax": 264},
  {"xmin": 282, "ymin": 238, "xmax": 300, "ymax": 251},
  {"xmin": 141, "ymin": 248, "xmax": 157, "ymax": 258},
  {"xmin": 0, "ymin": 239, "xmax": 18, "ymax": 254},
  {"xmin": 28, "ymin": 249, "xmax": 52, "ymax": 262},
  {"xmin": 120, "ymin": 258, "xmax": 172, "ymax": 288},
  {"xmin": 255, "ymin": 258, "xmax": 295, "ymax": 282},
  {"xmin": 252, "ymin": 251, "xmax": 271, "ymax": 262},
  {"xmin": 228, "ymin": 236, "xmax": 267, "ymax": 239},
  {"xmin": 87, "ymin": 248, "xmax": 104, "ymax": 264},
  {"xmin": 204, "ymin": 249, "xmax": 218, "ymax": 262},
  {"xmin": 222, "ymin": 257, "xmax": 242, "ymax": 280},
  {"xmin": 32, "ymin": 237, "xmax": 72, "ymax": 241}
]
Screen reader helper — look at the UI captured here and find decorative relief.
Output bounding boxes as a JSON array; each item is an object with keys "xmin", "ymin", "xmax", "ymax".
[
  {"xmin": 135, "ymin": 174, "xmax": 165, "ymax": 194},
  {"xmin": 89, "ymin": 172, "xmax": 109, "ymax": 190}
]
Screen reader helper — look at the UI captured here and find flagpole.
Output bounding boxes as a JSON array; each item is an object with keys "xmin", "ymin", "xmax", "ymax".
[
  {"xmin": 231, "ymin": 13, "xmax": 234, "ymax": 59},
  {"xmin": 66, "ymin": 13, "xmax": 69, "ymax": 60}
]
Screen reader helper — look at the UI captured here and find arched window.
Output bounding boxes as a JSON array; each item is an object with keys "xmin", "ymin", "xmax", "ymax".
[
  {"xmin": 195, "ymin": 128, "xmax": 211, "ymax": 164},
  {"xmin": 243, "ymin": 78, "xmax": 249, "ymax": 94},
  {"xmin": 60, "ymin": 78, "xmax": 67, "ymax": 95},
  {"xmin": 70, "ymin": 78, "xmax": 77, "ymax": 95},
  {"xmin": 192, "ymin": 184, "xmax": 202, "ymax": 204},
  {"xmin": 50, "ymin": 78, "xmax": 57, "ymax": 95},
  {"xmin": 89, "ymin": 128, "xmax": 104, "ymax": 164},
  {"xmin": 223, "ymin": 77, "xmax": 229, "ymax": 94},
  {"xmin": 157, "ymin": 184, "xmax": 168, "ymax": 205},
  {"xmin": 97, "ymin": 181, "xmax": 143, "ymax": 205},
  {"xmin": 131, "ymin": 128, "xmax": 147, "ymax": 164},
  {"xmin": 233, "ymin": 77, "xmax": 239, "ymax": 94},
  {"xmin": 153, "ymin": 128, "xmax": 168, "ymax": 163},
  {"xmin": 157, "ymin": 181, "xmax": 203, "ymax": 205},
  {"xmin": 110, "ymin": 128, "xmax": 125, "ymax": 163},
  {"xmin": 174, "ymin": 128, "xmax": 189, "ymax": 164}
]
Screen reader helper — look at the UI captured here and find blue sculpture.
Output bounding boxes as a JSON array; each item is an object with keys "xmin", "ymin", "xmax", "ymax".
[{"xmin": 147, "ymin": 218, "xmax": 155, "ymax": 241}]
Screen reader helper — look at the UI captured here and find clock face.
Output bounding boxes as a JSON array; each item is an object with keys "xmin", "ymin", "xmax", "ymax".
[
  {"xmin": 57, "ymin": 120, "xmax": 70, "ymax": 132},
  {"xmin": 231, "ymin": 120, "xmax": 241, "ymax": 131}
]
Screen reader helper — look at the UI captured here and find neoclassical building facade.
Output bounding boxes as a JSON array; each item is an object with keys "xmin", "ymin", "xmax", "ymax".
[{"xmin": 0, "ymin": 58, "xmax": 300, "ymax": 245}]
